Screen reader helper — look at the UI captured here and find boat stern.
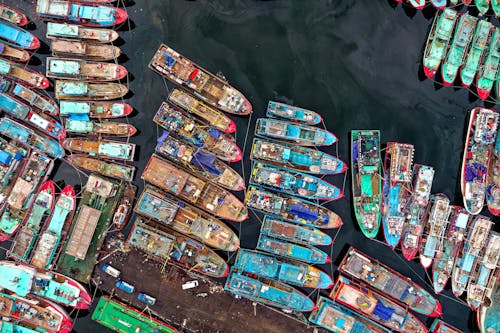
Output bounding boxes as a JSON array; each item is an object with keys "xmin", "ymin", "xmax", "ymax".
[
  {"xmin": 477, "ymin": 86, "xmax": 492, "ymax": 100},
  {"xmin": 423, "ymin": 65, "xmax": 437, "ymax": 79}
]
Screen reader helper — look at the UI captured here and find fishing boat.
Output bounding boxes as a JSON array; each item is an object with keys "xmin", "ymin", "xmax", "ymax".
[
  {"xmin": 153, "ymin": 102, "xmax": 242, "ymax": 162},
  {"xmin": 330, "ymin": 276, "xmax": 428, "ymax": 333},
  {"xmin": 35, "ymin": 0, "xmax": 128, "ymax": 27},
  {"xmin": 422, "ymin": 8, "xmax": 458, "ymax": 78},
  {"xmin": 351, "ymin": 129, "xmax": 382, "ymax": 238},
  {"xmin": 67, "ymin": 155, "xmax": 135, "ymax": 182},
  {"xmin": 250, "ymin": 162, "xmax": 342, "ymax": 200},
  {"xmin": 55, "ymin": 80, "xmax": 128, "ymax": 100},
  {"xmin": 168, "ymin": 88, "xmax": 236, "ymax": 133},
  {"xmin": 251, "ymin": 138, "xmax": 347, "ymax": 175},
  {"xmin": 62, "ymin": 137, "xmax": 136, "ymax": 161},
  {"xmin": 441, "ymin": 13, "xmax": 477, "ymax": 86},
  {"xmin": 477, "ymin": 269, "xmax": 499, "ymax": 333},
  {"xmin": 0, "ymin": 260, "xmax": 92, "ymax": 309},
  {"xmin": 0, "ymin": 58, "xmax": 49, "ymax": 89},
  {"xmin": 476, "ymin": 28, "xmax": 500, "ymax": 99},
  {"xmin": 452, "ymin": 215, "xmax": 492, "ymax": 297},
  {"xmin": 149, "ymin": 43, "xmax": 252, "ymax": 115},
  {"xmin": 255, "ymin": 118, "xmax": 337, "ymax": 146},
  {"xmin": 47, "ymin": 57, "xmax": 127, "ymax": 82},
  {"xmin": 46, "ymin": 22, "xmax": 119, "ymax": 43},
  {"xmin": 432, "ymin": 206, "xmax": 470, "ymax": 294},
  {"xmin": 430, "ymin": 0, "xmax": 447, "ymax": 8},
  {"xmin": 493, "ymin": 0, "xmax": 500, "ymax": 16},
  {"xmin": 401, "ymin": 164, "xmax": 434, "ymax": 260},
  {"xmin": 65, "ymin": 119, "xmax": 137, "ymax": 137},
  {"xmin": 309, "ymin": 296, "xmax": 391, "ymax": 333},
  {"xmin": 419, "ymin": 193, "xmax": 452, "ymax": 269},
  {"xmin": 0, "ymin": 117, "xmax": 65, "ymax": 159},
  {"xmin": 234, "ymin": 248, "xmax": 332, "ymax": 289},
  {"xmin": 156, "ymin": 131, "xmax": 244, "ymax": 191},
  {"xmin": 486, "ymin": 134, "xmax": 500, "ymax": 215},
  {"xmin": 8, "ymin": 180, "xmax": 56, "ymax": 262},
  {"xmin": 0, "ymin": 321, "xmax": 41, "ymax": 332},
  {"xmin": 141, "ymin": 154, "xmax": 247, "ymax": 222},
  {"xmin": 461, "ymin": 108, "xmax": 498, "ymax": 215},
  {"xmin": 245, "ymin": 185, "xmax": 342, "ymax": 229},
  {"xmin": 0, "ymin": 138, "xmax": 29, "ymax": 209},
  {"xmin": 30, "ymin": 185, "xmax": 76, "ymax": 271},
  {"xmin": 461, "ymin": 20, "xmax": 493, "ymax": 87},
  {"xmin": 266, "ymin": 101, "xmax": 322, "ymax": 125},
  {"xmin": 128, "ymin": 218, "xmax": 229, "ymax": 278},
  {"xmin": 0, "ymin": 20, "xmax": 39, "ymax": 49},
  {"xmin": 0, "ymin": 4, "xmax": 28, "ymax": 26},
  {"xmin": 7, "ymin": 80, "xmax": 59, "ymax": 116},
  {"xmin": 112, "ymin": 184, "xmax": 136, "ymax": 231},
  {"xmin": 381, "ymin": 142, "xmax": 414, "ymax": 248},
  {"xmin": 0, "ymin": 42, "xmax": 30, "ymax": 62},
  {"xmin": 260, "ymin": 215, "xmax": 332, "ymax": 247},
  {"xmin": 339, "ymin": 247, "xmax": 442, "ymax": 317},
  {"xmin": 51, "ymin": 39, "xmax": 121, "ymax": 61},
  {"xmin": 476, "ymin": 0, "xmax": 491, "ymax": 14},
  {"xmin": 0, "ymin": 292, "xmax": 73, "ymax": 333},
  {"xmin": 224, "ymin": 268, "xmax": 315, "ymax": 312},
  {"xmin": 59, "ymin": 100, "xmax": 132, "ymax": 118},
  {"xmin": 429, "ymin": 319, "xmax": 464, "ymax": 333},
  {"xmin": 257, "ymin": 234, "xmax": 330, "ymax": 264}
]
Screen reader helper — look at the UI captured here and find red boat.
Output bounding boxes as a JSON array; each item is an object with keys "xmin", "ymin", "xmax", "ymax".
[{"xmin": 0, "ymin": 4, "xmax": 28, "ymax": 26}]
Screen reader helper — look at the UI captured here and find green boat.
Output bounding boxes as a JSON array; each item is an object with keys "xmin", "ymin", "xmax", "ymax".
[
  {"xmin": 423, "ymin": 8, "xmax": 458, "ymax": 79},
  {"xmin": 441, "ymin": 14, "xmax": 477, "ymax": 86},
  {"xmin": 461, "ymin": 20, "xmax": 493, "ymax": 87},
  {"xmin": 0, "ymin": 321, "xmax": 39, "ymax": 333},
  {"xmin": 493, "ymin": 0, "xmax": 500, "ymax": 17},
  {"xmin": 476, "ymin": 0, "xmax": 491, "ymax": 15},
  {"xmin": 477, "ymin": 27, "xmax": 500, "ymax": 100}
]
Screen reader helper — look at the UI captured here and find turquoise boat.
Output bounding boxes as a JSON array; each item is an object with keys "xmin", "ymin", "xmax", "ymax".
[
  {"xmin": 476, "ymin": 0, "xmax": 491, "ymax": 14},
  {"xmin": 59, "ymin": 100, "xmax": 132, "ymax": 118},
  {"xmin": 0, "ymin": 321, "xmax": 39, "ymax": 333},
  {"xmin": 430, "ymin": 0, "xmax": 447, "ymax": 8},
  {"xmin": 429, "ymin": 320, "xmax": 463, "ymax": 333},
  {"xmin": 250, "ymin": 162, "xmax": 342, "ymax": 200},
  {"xmin": 234, "ymin": 248, "xmax": 332, "ymax": 289},
  {"xmin": 46, "ymin": 57, "xmax": 128, "ymax": 82},
  {"xmin": 46, "ymin": 22, "xmax": 119, "ymax": 43},
  {"xmin": 493, "ymin": 0, "xmax": 500, "ymax": 17},
  {"xmin": 477, "ymin": 270, "xmax": 499, "ymax": 333},
  {"xmin": 0, "ymin": 20, "xmax": 39, "ymax": 49},
  {"xmin": 477, "ymin": 28, "xmax": 500, "ymax": 100},
  {"xmin": 251, "ymin": 138, "xmax": 347, "ymax": 175},
  {"xmin": 62, "ymin": 137, "xmax": 135, "ymax": 162},
  {"xmin": 0, "ymin": 117, "xmax": 65, "ymax": 159},
  {"xmin": 0, "ymin": 58, "xmax": 50, "ymax": 89},
  {"xmin": 0, "ymin": 137, "xmax": 29, "ymax": 210},
  {"xmin": 266, "ymin": 101, "xmax": 322, "ymax": 125},
  {"xmin": 257, "ymin": 234, "xmax": 330, "ymax": 264},
  {"xmin": 224, "ymin": 268, "xmax": 315, "ymax": 312},
  {"xmin": 261, "ymin": 215, "xmax": 332, "ymax": 246},
  {"xmin": 55, "ymin": 80, "xmax": 128, "ymax": 100},
  {"xmin": 10, "ymin": 81, "xmax": 59, "ymax": 116},
  {"xmin": 461, "ymin": 20, "xmax": 493, "ymax": 87},
  {"xmin": 255, "ymin": 118, "xmax": 337, "ymax": 146}
]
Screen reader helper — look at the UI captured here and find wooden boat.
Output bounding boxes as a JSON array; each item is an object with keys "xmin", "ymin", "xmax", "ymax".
[
  {"xmin": 266, "ymin": 100, "xmax": 321, "ymax": 125},
  {"xmin": 255, "ymin": 118, "xmax": 337, "ymax": 146},
  {"xmin": 429, "ymin": 319, "xmax": 464, "ymax": 333},
  {"xmin": 67, "ymin": 154, "xmax": 135, "ymax": 182},
  {"xmin": 46, "ymin": 22, "xmax": 119, "ymax": 43},
  {"xmin": 486, "ymin": 134, "xmax": 500, "ymax": 215},
  {"xmin": 47, "ymin": 57, "xmax": 127, "ymax": 81},
  {"xmin": 112, "ymin": 184, "xmax": 136, "ymax": 231},
  {"xmin": 65, "ymin": 119, "xmax": 137, "ymax": 137},
  {"xmin": 0, "ymin": 20, "xmax": 39, "ymax": 49},
  {"xmin": 0, "ymin": 4, "xmax": 28, "ymax": 26},
  {"xmin": 62, "ymin": 137, "xmax": 135, "ymax": 161},
  {"xmin": 461, "ymin": 20, "xmax": 493, "ymax": 88},
  {"xmin": 0, "ymin": 137, "xmax": 30, "ymax": 211},
  {"xmin": 59, "ymin": 100, "xmax": 132, "ymax": 118},
  {"xmin": 0, "ymin": 58, "xmax": 49, "ymax": 89},
  {"xmin": 261, "ymin": 216, "xmax": 332, "ymax": 247},
  {"xmin": 4, "ymin": 79, "xmax": 59, "ymax": 115},
  {"xmin": 257, "ymin": 234, "xmax": 330, "ymax": 264},
  {"xmin": 55, "ymin": 80, "xmax": 128, "ymax": 100},
  {"xmin": 476, "ymin": 28, "xmax": 500, "ymax": 100},
  {"xmin": 0, "ymin": 42, "xmax": 30, "ymax": 62},
  {"xmin": 51, "ymin": 39, "xmax": 121, "ymax": 61},
  {"xmin": 477, "ymin": 269, "xmax": 499, "ymax": 333}
]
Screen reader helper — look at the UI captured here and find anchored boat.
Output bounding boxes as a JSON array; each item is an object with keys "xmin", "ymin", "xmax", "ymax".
[
  {"xmin": 67, "ymin": 155, "xmax": 135, "ymax": 182},
  {"xmin": 429, "ymin": 319, "xmax": 464, "ymax": 333},
  {"xmin": 476, "ymin": 28, "xmax": 500, "ymax": 100},
  {"xmin": 257, "ymin": 234, "xmax": 330, "ymax": 264},
  {"xmin": 55, "ymin": 80, "xmax": 128, "ymax": 100},
  {"xmin": 430, "ymin": 0, "xmax": 447, "ymax": 8},
  {"xmin": 59, "ymin": 100, "xmax": 132, "ymax": 118},
  {"xmin": 65, "ymin": 119, "xmax": 137, "ymax": 137},
  {"xmin": 493, "ymin": 0, "xmax": 500, "ymax": 16},
  {"xmin": 47, "ymin": 57, "xmax": 127, "ymax": 82},
  {"xmin": 255, "ymin": 118, "xmax": 337, "ymax": 146},
  {"xmin": 0, "ymin": 138, "xmax": 29, "ymax": 209},
  {"xmin": 476, "ymin": 0, "xmax": 491, "ymax": 15},
  {"xmin": 51, "ymin": 39, "xmax": 121, "ymax": 61},
  {"xmin": 486, "ymin": 134, "xmax": 500, "ymax": 215},
  {"xmin": 0, "ymin": 4, "xmax": 28, "ymax": 26},
  {"xmin": 46, "ymin": 22, "xmax": 119, "ymax": 43},
  {"xmin": 266, "ymin": 101, "xmax": 322, "ymax": 125},
  {"xmin": 112, "ymin": 184, "xmax": 136, "ymax": 231},
  {"xmin": 62, "ymin": 137, "xmax": 136, "ymax": 161},
  {"xmin": 0, "ymin": 20, "xmax": 39, "ymax": 49},
  {"xmin": 0, "ymin": 42, "xmax": 30, "ymax": 62},
  {"xmin": 461, "ymin": 20, "xmax": 493, "ymax": 87},
  {"xmin": 5, "ymin": 80, "xmax": 59, "ymax": 116},
  {"xmin": 477, "ymin": 269, "xmax": 499, "ymax": 333},
  {"xmin": 0, "ymin": 58, "xmax": 49, "ymax": 89}
]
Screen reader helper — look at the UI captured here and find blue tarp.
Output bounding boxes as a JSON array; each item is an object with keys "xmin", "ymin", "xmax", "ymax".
[
  {"xmin": 157, "ymin": 130, "xmax": 169, "ymax": 146},
  {"xmin": 352, "ymin": 141, "xmax": 359, "ymax": 163},
  {"xmin": 290, "ymin": 203, "xmax": 318, "ymax": 221},
  {"xmin": 208, "ymin": 128, "xmax": 220, "ymax": 139},
  {"xmin": 68, "ymin": 113, "xmax": 90, "ymax": 121},
  {"xmin": 0, "ymin": 150, "xmax": 11, "ymax": 165},
  {"xmin": 373, "ymin": 300, "xmax": 395, "ymax": 321},
  {"xmin": 163, "ymin": 54, "xmax": 176, "ymax": 68},
  {"xmin": 192, "ymin": 151, "xmax": 221, "ymax": 175}
]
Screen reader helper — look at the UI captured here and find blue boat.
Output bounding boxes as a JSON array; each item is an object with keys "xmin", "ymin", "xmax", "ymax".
[
  {"xmin": 255, "ymin": 118, "xmax": 337, "ymax": 146},
  {"xmin": 0, "ymin": 20, "xmax": 39, "ymax": 49},
  {"xmin": 266, "ymin": 101, "xmax": 322, "ymax": 125},
  {"xmin": 224, "ymin": 268, "xmax": 315, "ymax": 312},
  {"xmin": 257, "ymin": 234, "xmax": 330, "ymax": 265},
  {"xmin": 234, "ymin": 249, "xmax": 332, "ymax": 289},
  {"xmin": 261, "ymin": 215, "xmax": 331, "ymax": 246}
]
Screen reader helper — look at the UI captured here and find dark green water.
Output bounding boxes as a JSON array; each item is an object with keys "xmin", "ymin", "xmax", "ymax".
[{"xmin": 4, "ymin": 0, "xmax": 499, "ymax": 332}]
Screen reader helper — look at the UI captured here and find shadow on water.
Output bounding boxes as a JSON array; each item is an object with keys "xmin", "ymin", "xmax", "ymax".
[
  {"xmin": 119, "ymin": 0, "xmax": 136, "ymax": 7},
  {"xmin": 28, "ymin": 55, "xmax": 42, "ymax": 67},
  {"xmin": 386, "ymin": 0, "xmax": 398, "ymax": 10},
  {"xmin": 403, "ymin": 4, "xmax": 418, "ymax": 19},
  {"xmin": 37, "ymin": 40, "xmax": 51, "ymax": 55},
  {"xmin": 112, "ymin": 36, "xmax": 126, "ymax": 47},
  {"xmin": 117, "ymin": 53, "xmax": 130, "ymax": 65},
  {"xmin": 332, "ymin": 243, "xmax": 351, "ymax": 267},
  {"xmin": 24, "ymin": 21, "xmax": 37, "ymax": 31},
  {"xmin": 116, "ymin": 19, "xmax": 136, "ymax": 32},
  {"xmin": 467, "ymin": 89, "xmax": 480, "ymax": 104}
]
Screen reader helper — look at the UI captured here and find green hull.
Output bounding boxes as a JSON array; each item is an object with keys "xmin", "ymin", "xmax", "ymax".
[
  {"xmin": 493, "ymin": 0, "xmax": 500, "ymax": 16},
  {"xmin": 477, "ymin": 28, "xmax": 500, "ymax": 99},
  {"xmin": 476, "ymin": 0, "xmax": 490, "ymax": 14},
  {"xmin": 461, "ymin": 20, "xmax": 492, "ymax": 87}
]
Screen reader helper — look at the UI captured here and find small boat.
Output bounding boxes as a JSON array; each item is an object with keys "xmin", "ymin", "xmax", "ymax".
[
  {"xmin": 168, "ymin": 88, "xmax": 236, "ymax": 133},
  {"xmin": 257, "ymin": 234, "xmax": 330, "ymax": 264},
  {"xmin": 30, "ymin": 186, "xmax": 76, "ymax": 271},
  {"xmin": 112, "ymin": 184, "xmax": 136, "ymax": 231},
  {"xmin": 330, "ymin": 276, "xmax": 428, "ymax": 333},
  {"xmin": 55, "ymin": 80, "xmax": 128, "ymax": 100},
  {"xmin": 432, "ymin": 206, "xmax": 470, "ymax": 294},
  {"xmin": 0, "ymin": 20, "xmax": 39, "ymax": 49},
  {"xmin": 452, "ymin": 215, "xmax": 492, "ymax": 296},
  {"xmin": 234, "ymin": 248, "xmax": 332, "ymax": 289},
  {"xmin": 441, "ymin": 14, "xmax": 477, "ymax": 86},
  {"xmin": 476, "ymin": 0, "xmax": 491, "ymax": 15},
  {"xmin": 5, "ymin": 80, "xmax": 59, "ymax": 115},
  {"xmin": 0, "ymin": 260, "xmax": 92, "ymax": 309},
  {"xmin": 65, "ymin": 119, "xmax": 136, "ymax": 137},
  {"xmin": 381, "ymin": 142, "xmax": 414, "ymax": 248},
  {"xmin": 0, "ymin": 58, "xmax": 49, "ymax": 89},
  {"xmin": 0, "ymin": 138, "xmax": 30, "ymax": 209},
  {"xmin": 430, "ymin": 0, "xmax": 447, "ymax": 9},
  {"xmin": 309, "ymin": 296, "xmax": 391, "ymax": 333},
  {"xmin": 477, "ymin": 269, "xmax": 499, "ymax": 333},
  {"xmin": 36, "ymin": 0, "xmax": 128, "ymax": 27},
  {"xmin": 59, "ymin": 100, "xmax": 132, "ymax": 118},
  {"xmin": 429, "ymin": 319, "xmax": 464, "ymax": 333},
  {"xmin": 156, "ymin": 131, "xmax": 244, "ymax": 191},
  {"xmin": 461, "ymin": 108, "xmax": 498, "ymax": 215},
  {"xmin": 62, "ymin": 137, "xmax": 136, "ymax": 161},
  {"xmin": 422, "ymin": 8, "xmax": 458, "ymax": 78},
  {"xmin": 149, "ymin": 43, "xmax": 252, "ymax": 115},
  {"xmin": 47, "ymin": 57, "xmax": 127, "ymax": 82},
  {"xmin": 251, "ymin": 138, "xmax": 347, "ymax": 175},
  {"xmin": 67, "ymin": 155, "xmax": 135, "ymax": 182},
  {"xmin": 486, "ymin": 134, "xmax": 500, "ymax": 215},
  {"xmin": 46, "ymin": 22, "xmax": 119, "ymax": 43},
  {"xmin": 0, "ymin": 42, "xmax": 30, "ymax": 62},
  {"xmin": 153, "ymin": 101, "xmax": 242, "ymax": 162},
  {"xmin": 134, "ymin": 185, "xmax": 240, "ymax": 252},
  {"xmin": 255, "ymin": 118, "xmax": 337, "ymax": 146},
  {"xmin": 461, "ymin": 20, "xmax": 493, "ymax": 87},
  {"xmin": 245, "ymin": 185, "xmax": 342, "ymax": 229},
  {"xmin": 351, "ymin": 129, "xmax": 382, "ymax": 238},
  {"xmin": 260, "ymin": 215, "xmax": 332, "ymax": 247},
  {"xmin": 224, "ymin": 268, "xmax": 315, "ymax": 312},
  {"xmin": 476, "ymin": 28, "xmax": 500, "ymax": 99},
  {"xmin": 493, "ymin": 0, "xmax": 500, "ymax": 16},
  {"xmin": 401, "ymin": 164, "xmax": 434, "ymax": 261},
  {"xmin": 0, "ymin": 118, "xmax": 65, "ymax": 159},
  {"xmin": 0, "ymin": 4, "xmax": 28, "ymax": 26},
  {"xmin": 142, "ymin": 154, "xmax": 247, "ymax": 222},
  {"xmin": 339, "ymin": 247, "xmax": 442, "ymax": 317},
  {"xmin": 266, "ymin": 101, "xmax": 322, "ymax": 125},
  {"xmin": 419, "ymin": 194, "xmax": 452, "ymax": 269},
  {"xmin": 51, "ymin": 39, "xmax": 121, "ymax": 61}
]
